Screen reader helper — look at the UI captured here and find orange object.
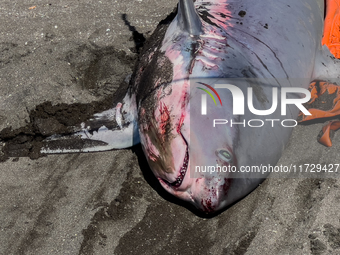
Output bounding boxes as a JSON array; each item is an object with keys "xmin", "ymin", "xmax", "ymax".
[
  {"xmin": 323, "ymin": 0, "xmax": 340, "ymax": 58},
  {"xmin": 318, "ymin": 121, "xmax": 340, "ymax": 146},
  {"xmin": 300, "ymin": 81, "xmax": 340, "ymax": 146},
  {"xmin": 28, "ymin": 6, "xmax": 36, "ymax": 10},
  {"xmin": 300, "ymin": 81, "xmax": 340, "ymax": 122}
]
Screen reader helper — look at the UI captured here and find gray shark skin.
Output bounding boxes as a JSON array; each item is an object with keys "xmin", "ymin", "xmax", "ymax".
[{"xmin": 40, "ymin": 0, "xmax": 340, "ymax": 213}]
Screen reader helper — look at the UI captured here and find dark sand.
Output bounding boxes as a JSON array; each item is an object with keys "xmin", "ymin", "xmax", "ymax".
[{"xmin": 0, "ymin": 1, "xmax": 340, "ymax": 254}]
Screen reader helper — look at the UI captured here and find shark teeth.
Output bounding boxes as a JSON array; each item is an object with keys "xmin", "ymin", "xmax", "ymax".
[{"xmin": 169, "ymin": 147, "xmax": 189, "ymax": 188}]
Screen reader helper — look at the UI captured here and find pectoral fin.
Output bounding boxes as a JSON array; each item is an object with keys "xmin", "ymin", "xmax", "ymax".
[{"xmin": 41, "ymin": 93, "xmax": 140, "ymax": 153}]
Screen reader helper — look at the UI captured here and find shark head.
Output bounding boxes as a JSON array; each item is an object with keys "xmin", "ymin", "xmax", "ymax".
[
  {"xmin": 133, "ymin": 1, "xmax": 234, "ymax": 213},
  {"xmin": 134, "ymin": 1, "xmax": 240, "ymax": 213},
  {"xmin": 134, "ymin": 0, "xmax": 272, "ymax": 213},
  {"xmin": 138, "ymin": 77, "xmax": 240, "ymax": 213}
]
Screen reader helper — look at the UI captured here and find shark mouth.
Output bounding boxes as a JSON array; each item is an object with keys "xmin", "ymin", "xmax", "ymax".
[
  {"xmin": 169, "ymin": 131, "xmax": 189, "ymax": 188},
  {"xmin": 160, "ymin": 134, "xmax": 189, "ymax": 188},
  {"xmin": 169, "ymin": 147, "xmax": 189, "ymax": 187}
]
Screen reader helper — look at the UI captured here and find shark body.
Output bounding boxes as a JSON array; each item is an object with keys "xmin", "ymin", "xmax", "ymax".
[{"xmin": 41, "ymin": 0, "xmax": 340, "ymax": 213}]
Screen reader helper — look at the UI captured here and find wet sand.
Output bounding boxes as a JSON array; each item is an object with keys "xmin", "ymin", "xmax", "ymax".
[{"xmin": 0, "ymin": 1, "xmax": 340, "ymax": 254}]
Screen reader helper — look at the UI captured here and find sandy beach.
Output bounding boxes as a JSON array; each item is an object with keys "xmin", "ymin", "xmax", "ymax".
[{"xmin": 0, "ymin": 1, "xmax": 340, "ymax": 254}]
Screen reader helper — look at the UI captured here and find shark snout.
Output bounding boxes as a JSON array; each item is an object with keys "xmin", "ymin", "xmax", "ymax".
[
  {"xmin": 158, "ymin": 160, "xmax": 232, "ymax": 213},
  {"xmin": 189, "ymin": 176, "xmax": 231, "ymax": 213}
]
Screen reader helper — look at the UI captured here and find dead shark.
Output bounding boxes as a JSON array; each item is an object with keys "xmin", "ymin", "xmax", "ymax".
[{"xmin": 39, "ymin": 0, "xmax": 340, "ymax": 213}]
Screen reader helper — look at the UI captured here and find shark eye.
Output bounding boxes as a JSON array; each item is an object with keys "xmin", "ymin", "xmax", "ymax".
[{"xmin": 216, "ymin": 149, "xmax": 233, "ymax": 162}]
